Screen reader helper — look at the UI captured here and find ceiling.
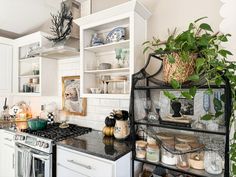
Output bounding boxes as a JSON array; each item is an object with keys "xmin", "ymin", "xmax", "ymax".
[{"xmin": 0, "ymin": 0, "xmax": 62, "ymax": 38}]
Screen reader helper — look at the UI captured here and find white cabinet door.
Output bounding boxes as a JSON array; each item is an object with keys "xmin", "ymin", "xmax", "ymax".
[
  {"xmin": 0, "ymin": 129, "xmax": 4, "ymax": 177},
  {"xmin": 57, "ymin": 164, "xmax": 87, "ymax": 177},
  {"xmin": 0, "ymin": 43, "xmax": 12, "ymax": 93},
  {"xmin": 2, "ymin": 144, "xmax": 15, "ymax": 177}
]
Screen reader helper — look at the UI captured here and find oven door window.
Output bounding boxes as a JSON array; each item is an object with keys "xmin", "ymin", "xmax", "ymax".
[{"xmin": 32, "ymin": 153, "xmax": 51, "ymax": 177}]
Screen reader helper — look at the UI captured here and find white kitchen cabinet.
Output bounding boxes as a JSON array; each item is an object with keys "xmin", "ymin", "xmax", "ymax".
[
  {"xmin": 0, "ymin": 130, "xmax": 15, "ymax": 177},
  {"xmin": 57, "ymin": 146, "xmax": 131, "ymax": 177},
  {"xmin": 0, "ymin": 37, "xmax": 13, "ymax": 94},
  {"xmin": 74, "ymin": 0, "xmax": 151, "ymax": 99},
  {"xmin": 13, "ymin": 31, "xmax": 58, "ymax": 96}
]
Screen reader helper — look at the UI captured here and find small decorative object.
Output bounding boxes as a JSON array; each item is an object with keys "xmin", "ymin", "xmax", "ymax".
[
  {"xmin": 189, "ymin": 152, "xmax": 205, "ymax": 170},
  {"xmin": 143, "ymin": 98, "xmax": 152, "ymax": 119},
  {"xmin": 101, "ymin": 75, "xmax": 111, "ymax": 94},
  {"xmin": 114, "ymin": 48, "xmax": 122, "ymax": 68},
  {"xmin": 62, "ymin": 76, "xmax": 86, "ymax": 116},
  {"xmin": 171, "ymin": 100, "xmax": 182, "ymax": 117},
  {"xmin": 45, "ymin": 102, "xmax": 57, "ymax": 124},
  {"xmin": 136, "ymin": 140, "xmax": 147, "ymax": 159},
  {"xmin": 99, "ymin": 63, "xmax": 111, "ymax": 70},
  {"xmin": 155, "ymin": 104, "xmax": 161, "ymax": 120},
  {"xmin": 46, "ymin": 2, "xmax": 73, "ymax": 45},
  {"xmin": 91, "ymin": 33, "xmax": 104, "ymax": 46},
  {"xmin": 204, "ymin": 149, "xmax": 223, "ymax": 175},
  {"xmin": 203, "ymin": 93, "xmax": 211, "ymax": 114},
  {"xmin": 112, "ymin": 110, "xmax": 130, "ymax": 139},
  {"xmin": 32, "ymin": 63, "xmax": 39, "ymax": 75},
  {"xmin": 175, "ymin": 143, "xmax": 191, "ymax": 170},
  {"xmin": 120, "ymin": 48, "xmax": 129, "ymax": 67},
  {"xmin": 146, "ymin": 144, "xmax": 160, "ymax": 162},
  {"xmin": 106, "ymin": 27, "xmax": 125, "ymax": 43},
  {"xmin": 102, "ymin": 126, "xmax": 114, "ymax": 137},
  {"xmin": 147, "ymin": 112, "xmax": 158, "ymax": 121}
]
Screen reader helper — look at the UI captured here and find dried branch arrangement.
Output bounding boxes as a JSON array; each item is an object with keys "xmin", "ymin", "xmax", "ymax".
[{"xmin": 46, "ymin": 2, "xmax": 73, "ymax": 43}]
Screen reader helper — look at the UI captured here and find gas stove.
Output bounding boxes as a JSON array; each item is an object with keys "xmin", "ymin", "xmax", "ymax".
[{"xmin": 15, "ymin": 123, "xmax": 92, "ymax": 153}]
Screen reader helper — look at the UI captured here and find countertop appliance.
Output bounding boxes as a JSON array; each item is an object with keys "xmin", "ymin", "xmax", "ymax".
[{"xmin": 14, "ymin": 123, "xmax": 91, "ymax": 177}]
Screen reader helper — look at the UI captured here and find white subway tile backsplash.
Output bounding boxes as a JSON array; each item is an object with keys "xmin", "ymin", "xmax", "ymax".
[
  {"xmin": 87, "ymin": 98, "xmax": 100, "ymax": 106},
  {"xmin": 119, "ymin": 99, "xmax": 130, "ymax": 109},
  {"xmin": 100, "ymin": 99, "xmax": 120, "ymax": 107}
]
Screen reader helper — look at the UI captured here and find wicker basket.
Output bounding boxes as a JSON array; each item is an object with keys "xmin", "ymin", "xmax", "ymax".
[{"xmin": 163, "ymin": 53, "xmax": 197, "ymax": 83}]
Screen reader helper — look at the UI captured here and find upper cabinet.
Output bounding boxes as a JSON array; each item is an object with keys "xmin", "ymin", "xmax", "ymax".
[
  {"xmin": 74, "ymin": 0, "xmax": 151, "ymax": 99},
  {"xmin": 0, "ymin": 37, "xmax": 13, "ymax": 94},
  {"xmin": 13, "ymin": 32, "xmax": 58, "ymax": 96}
]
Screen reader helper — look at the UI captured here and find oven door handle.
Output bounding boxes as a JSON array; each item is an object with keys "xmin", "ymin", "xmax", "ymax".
[{"xmin": 32, "ymin": 153, "xmax": 50, "ymax": 161}]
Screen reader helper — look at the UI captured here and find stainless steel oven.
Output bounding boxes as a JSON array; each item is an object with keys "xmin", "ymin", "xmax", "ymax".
[{"xmin": 15, "ymin": 133, "xmax": 53, "ymax": 177}]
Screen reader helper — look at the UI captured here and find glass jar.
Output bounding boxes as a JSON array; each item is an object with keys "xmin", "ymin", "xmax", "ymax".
[
  {"xmin": 176, "ymin": 134, "xmax": 197, "ymax": 144},
  {"xmin": 161, "ymin": 140, "xmax": 176, "ymax": 165},
  {"xmin": 175, "ymin": 143, "xmax": 191, "ymax": 170},
  {"xmin": 136, "ymin": 140, "xmax": 147, "ymax": 159},
  {"xmin": 204, "ymin": 149, "xmax": 223, "ymax": 175},
  {"xmin": 147, "ymin": 136, "xmax": 156, "ymax": 145},
  {"xmin": 146, "ymin": 144, "xmax": 160, "ymax": 162},
  {"xmin": 189, "ymin": 151, "xmax": 205, "ymax": 170}
]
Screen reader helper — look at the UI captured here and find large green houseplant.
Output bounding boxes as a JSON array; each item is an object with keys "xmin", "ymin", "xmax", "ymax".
[{"xmin": 143, "ymin": 17, "xmax": 236, "ymax": 175}]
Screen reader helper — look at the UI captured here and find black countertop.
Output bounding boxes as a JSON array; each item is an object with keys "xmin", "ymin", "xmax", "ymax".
[{"xmin": 57, "ymin": 130, "xmax": 132, "ymax": 161}]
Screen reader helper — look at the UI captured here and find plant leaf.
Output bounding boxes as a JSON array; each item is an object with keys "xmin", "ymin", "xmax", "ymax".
[
  {"xmin": 181, "ymin": 91, "xmax": 192, "ymax": 100},
  {"xmin": 215, "ymin": 77, "xmax": 222, "ymax": 86},
  {"xmin": 188, "ymin": 74, "xmax": 200, "ymax": 82},
  {"xmin": 189, "ymin": 86, "xmax": 197, "ymax": 97},
  {"xmin": 163, "ymin": 91, "xmax": 176, "ymax": 100},
  {"xmin": 205, "ymin": 88, "xmax": 213, "ymax": 95},
  {"xmin": 215, "ymin": 111, "xmax": 223, "ymax": 118},
  {"xmin": 170, "ymin": 79, "xmax": 180, "ymax": 89},
  {"xmin": 201, "ymin": 114, "xmax": 213, "ymax": 120},
  {"xmin": 220, "ymin": 93, "xmax": 226, "ymax": 103},
  {"xmin": 142, "ymin": 41, "xmax": 150, "ymax": 45},
  {"xmin": 199, "ymin": 23, "xmax": 213, "ymax": 32},
  {"xmin": 218, "ymin": 49, "xmax": 233, "ymax": 58},
  {"xmin": 213, "ymin": 97, "xmax": 223, "ymax": 111}
]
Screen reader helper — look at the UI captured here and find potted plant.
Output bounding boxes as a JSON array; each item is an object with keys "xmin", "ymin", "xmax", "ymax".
[{"xmin": 143, "ymin": 17, "xmax": 236, "ymax": 175}]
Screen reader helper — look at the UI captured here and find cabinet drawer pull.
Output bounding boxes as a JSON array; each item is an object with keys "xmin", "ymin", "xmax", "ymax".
[
  {"xmin": 4, "ymin": 137, "xmax": 12, "ymax": 142},
  {"xmin": 67, "ymin": 160, "xmax": 92, "ymax": 170}
]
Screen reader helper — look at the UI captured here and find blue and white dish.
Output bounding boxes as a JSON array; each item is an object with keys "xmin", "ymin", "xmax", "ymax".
[{"xmin": 106, "ymin": 27, "xmax": 126, "ymax": 43}]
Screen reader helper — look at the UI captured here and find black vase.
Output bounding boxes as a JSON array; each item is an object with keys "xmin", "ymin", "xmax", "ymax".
[{"xmin": 171, "ymin": 101, "xmax": 181, "ymax": 117}]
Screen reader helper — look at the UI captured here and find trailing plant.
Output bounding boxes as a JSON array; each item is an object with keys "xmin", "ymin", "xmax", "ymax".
[
  {"xmin": 46, "ymin": 2, "xmax": 73, "ymax": 43},
  {"xmin": 143, "ymin": 17, "xmax": 236, "ymax": 175}
]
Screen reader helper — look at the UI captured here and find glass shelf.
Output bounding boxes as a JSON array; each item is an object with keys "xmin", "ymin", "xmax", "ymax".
[
  {"xmin": 134, "ymin": 158, "xmax": 224, "ymax": 177},
  {"xmin": 135, "ymin": 119, "xmax": 226, "ymax": 135}
]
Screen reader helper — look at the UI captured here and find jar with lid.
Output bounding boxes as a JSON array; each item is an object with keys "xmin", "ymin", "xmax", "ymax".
[
  {"xmin": 136, "ymin": 140, "xmax": 147, "ymax": 159},
  {"xmin": 204, "ymin": 148, "xmax": 223, "ymax": 175},
  {"xmin": 146, "ymin": 144, "xmax": 160, "ymax": 162},
  {"xmin": 161, "ymin": 140, "xmax": 176, "ymax": 165},
  {"xmin": 189, "ymin": 151, "xmax": 205, "ymax": 170},
  {"xmin": 175, "ymin": 143, "xmax": 191, "ymax": 170}
]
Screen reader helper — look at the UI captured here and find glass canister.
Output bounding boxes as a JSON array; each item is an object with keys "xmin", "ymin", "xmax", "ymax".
[
  {"xmin": 204, "ymin": 149, "xmax": 223, "ymax": 175},
  {"xmin": 189, "ymin": 151, "xmax": 205, "ymax": 170},
  {"xmin": 161, "ymin": 140, "xmax": 177, "ymax": 165},
  {"xmin": 176, "ymin": 134, "xmax": 197, "ymax": 144},
  {"xmin": 146, "ymin": 144, "xmax": 160, "ymax": 162},
  {"xmin": 175, "ymin": 143, "xmax": 191, "ymax": 170},
  {"xmin": 136, "ymin": 140, "xmax": 147, "ymax": 159}
]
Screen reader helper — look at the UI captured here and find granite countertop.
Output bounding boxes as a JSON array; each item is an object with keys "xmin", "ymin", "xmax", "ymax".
[{"xmin": 57, "ymin": 130, "xmax": 132, "ymax": 161}]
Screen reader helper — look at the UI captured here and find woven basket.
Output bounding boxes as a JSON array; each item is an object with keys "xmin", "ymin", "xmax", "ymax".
[{"xmin": 163, "ymin": 53, "xmax": 197, "ymax": 83}]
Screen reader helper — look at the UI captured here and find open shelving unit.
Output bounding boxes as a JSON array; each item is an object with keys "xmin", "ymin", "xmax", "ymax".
[
  {"xmin": 74, "ymin": 0, "xmax": 151, "ymax": 99},
  {"xmin": 129, "ymin": 54, "xmax": 232, "ymax": 177},
  {"xmin": 13, "ymin": 31, "xmax": 58, "ymax": 96}
]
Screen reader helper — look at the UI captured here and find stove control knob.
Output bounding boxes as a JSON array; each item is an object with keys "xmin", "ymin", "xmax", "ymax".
[
  {"xmin": 39, "ymin": 141, "xmax": 44, "ymax": 147},
  {"xmin": 43, "ymin": 143, "xmax": 49, "ymax": 148},
  {"xmin": 36, "ymin": 141, "xmax": 41, "ymax": 146},
  {"xmin": 14, "ymin": 135, "xmax": 18, "ymax": 140},
  {"xmin": 20, "ymin": 136, "xmax": 25, "ymax": 140}
]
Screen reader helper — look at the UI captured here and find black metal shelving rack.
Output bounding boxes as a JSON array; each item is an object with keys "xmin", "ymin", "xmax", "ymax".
[{"xmin": 129, "ymin": 54, "xmax": 232, "ymax": 177}]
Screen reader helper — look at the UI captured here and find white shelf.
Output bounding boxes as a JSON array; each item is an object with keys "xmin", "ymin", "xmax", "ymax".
[
  {"xmin": 82, "ymin": 93, "xmax": 130, "ymax": 99},
  {"xmin": 19, "ymin": 75, "xmax": 40, "ymax": 78},
  {"xmin": 19, "ymin": 57, "xmax": 39, "ymax": 62},
  {"xmin": 84, "ymin": 40, "xmax": 130, "ymax": 53},
  {"xmin": 84, "ymin": 67, "xmax": 129, "ymax": 74},
  {"xmin": 15, "ymin": 92, "xmax": 41, "ymax": 96}
]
